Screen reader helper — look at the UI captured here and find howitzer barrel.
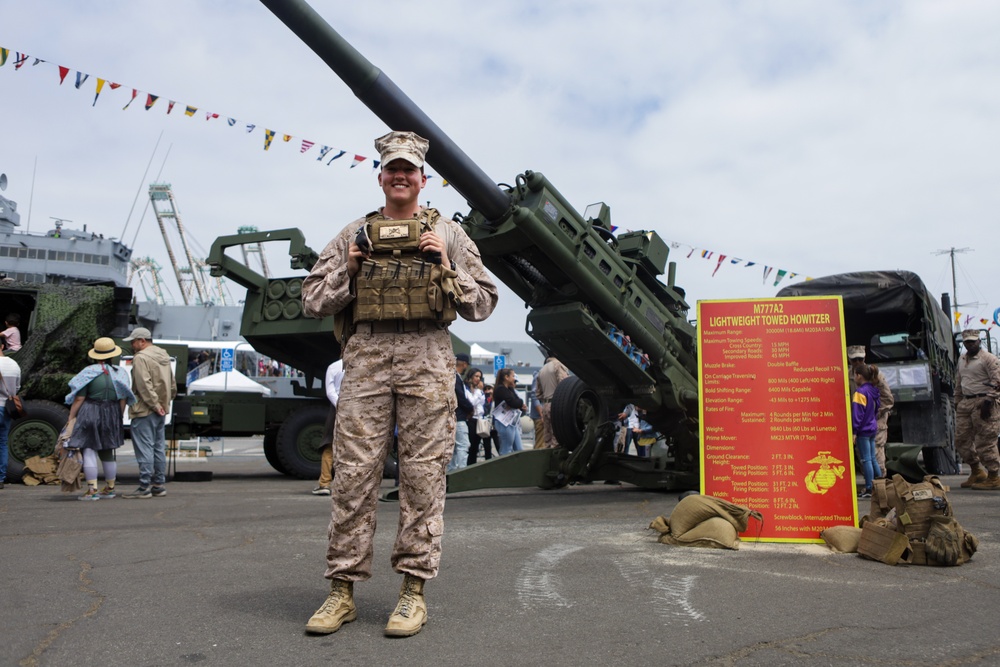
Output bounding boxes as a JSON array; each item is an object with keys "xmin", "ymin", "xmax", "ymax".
[{"xmin": 259, "ymin": 0, "xmax": 511, "ymax": 223}]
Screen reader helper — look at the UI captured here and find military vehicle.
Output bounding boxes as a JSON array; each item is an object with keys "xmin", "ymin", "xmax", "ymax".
[
  {"xmin": 777, "ymin": 270, "xmax": 960, "ymax": 476},
  {"xmin": 0, "ymin": 280, "xmax": 133, "ymax": 482},
  {"xmin": 0, "ymin": 273, "xmax": 337, "ymax": 483},
  {"xmin": 252, "ymin": 0, "xmax": 701, "ymax": 493},
  {"xmin": 1, "ymin": 175, "xmax": 331, "ymax": 482}
]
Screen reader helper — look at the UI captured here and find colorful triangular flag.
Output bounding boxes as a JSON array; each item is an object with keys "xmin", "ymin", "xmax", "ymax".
[
  {"xmin": 92, "ymin": 78, "xmax": 107, "ymax": 106},
  {"xmin": 263, "ymin": 129, "xmax": 276, "ymax": 151},
  {"xmin": 123, "ymin": 89, "xmax": 138, "ymax": 110}
]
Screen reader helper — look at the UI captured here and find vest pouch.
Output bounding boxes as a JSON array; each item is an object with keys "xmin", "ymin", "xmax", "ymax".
[
  {"xmin": 354, "ymin": 260, "xmax": 385, "ymax": 322},
  {"xmin": 407, "ymin": 259, "xmax": 435, "ymax": 321},
  {"xmin": 370, "ymin": 219, "xmax": 422, "ymax": 254},
  {"xmin": 429, "ymin": 262, "xmax": 459, "ymax": 323},
  {"xmin": 890, "ymin": 474, "xmax": 951, "ymax": 541},
  {"xmin": 381, "ymin": 259, "xmax": 409, "ymax": 320}
]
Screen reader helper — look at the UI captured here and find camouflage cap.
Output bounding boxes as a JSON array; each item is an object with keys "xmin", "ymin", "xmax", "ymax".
[
  {"xmin": 961, "ymin": 329, "xmax": 980, "ymax": 342},
  {"xmin": 375, "ymin": 131, "xmax": 429, "ymax": 168},
  {"xmin": 847, "ymin": 345, "xmax": 866, "ymax": 359}
]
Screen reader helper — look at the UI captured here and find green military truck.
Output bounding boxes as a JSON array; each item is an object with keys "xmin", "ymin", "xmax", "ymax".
[
  {"xmin": 1, "ymin": 280, "xmax": 132, "ymax": 482},
  {"xmin": 777, "ymin": 270, "xmax": 960, "ymax": 475},
  {"xmin": 0, "ymin": 272, "xmax": 336, "ymax": 483}
]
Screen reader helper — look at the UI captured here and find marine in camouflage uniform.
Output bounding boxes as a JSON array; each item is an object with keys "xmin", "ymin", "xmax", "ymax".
[
  {"xmin": 301, "ymin": 131, "xmax": 498, "ymax": 637},
  {"xmin": 953, "ymin": 330, "xmax": 1000, "ymax": 490},
  {"xmin": 535, "ymin": 356, "xmax": 569, "ymax": 449}
]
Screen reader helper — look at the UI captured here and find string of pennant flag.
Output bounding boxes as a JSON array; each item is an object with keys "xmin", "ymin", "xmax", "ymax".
[
  {"xmin": 667, "ymin": 240, "xmax": 812, "ymax": 288},
  {"xmin": 669, "ymin": 239, "xmax": 1000, "ymax": 329},
  {"xmin": 0, "ymin": 46, "xmax": 451, "ymax": 184}
]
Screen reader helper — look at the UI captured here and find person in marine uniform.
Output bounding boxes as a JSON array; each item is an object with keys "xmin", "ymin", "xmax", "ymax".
[
  {"xmin": 953, "ymin": 330, "xmax": 1000, "ymax": 490},
  {"xmin": 300, "ymin": 131, "xmax": 498, "ymax": 637}
]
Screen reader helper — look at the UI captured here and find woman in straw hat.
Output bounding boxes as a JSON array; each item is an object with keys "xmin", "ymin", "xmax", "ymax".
[{"xmin": 64, "ymin": 337, "xmax": 136, "ymax": 500}]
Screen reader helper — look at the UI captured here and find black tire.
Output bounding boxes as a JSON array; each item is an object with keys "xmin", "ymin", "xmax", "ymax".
[
  {"xmin": 6, "ymin": 400, "xmax": 70, "ymax": 483},
  {"xmin": 262, "ymin": 427, "xmax": 288, "ymax": 475},
  {"xmin": 550, "ymin": 376, "xmax": 605, "ymax": 452},
  {"xmin": 275, "ymin": 405, "xmax": 328, "ymax": 480}
]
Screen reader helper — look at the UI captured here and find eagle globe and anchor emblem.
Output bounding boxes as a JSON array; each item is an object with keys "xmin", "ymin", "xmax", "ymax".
[{"xmin": 804, "ymin": 451, "xmax": 846, "ymax": 494}]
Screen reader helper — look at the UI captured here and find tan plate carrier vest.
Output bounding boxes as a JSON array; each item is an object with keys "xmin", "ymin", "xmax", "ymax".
[{"xmin": 353, "ymin": 208, "xmax": 458, "ymax": 325}]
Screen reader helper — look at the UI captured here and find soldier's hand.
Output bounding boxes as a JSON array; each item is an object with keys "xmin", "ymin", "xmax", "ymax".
[
  {"xmin": 980, "ymin": 399, "xmax": 993, "ymax": 420},
  {"xmin": 419, "ymin": 231, "xmax": 448, "ymax": 267},
  {"xmin": 347, "ymin": 243, "xmax": 368, "ymax": 277}
]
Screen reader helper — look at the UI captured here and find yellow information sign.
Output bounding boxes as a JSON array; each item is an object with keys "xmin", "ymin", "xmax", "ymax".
[{"xmin": 698, "ymin": 296, "xmax": 859, "ymax": 542}]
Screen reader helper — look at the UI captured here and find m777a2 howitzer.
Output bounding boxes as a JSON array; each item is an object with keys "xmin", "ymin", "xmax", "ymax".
[{"xmin": 248, "ymin": 0, "xmax": 702, "ymax": 492}]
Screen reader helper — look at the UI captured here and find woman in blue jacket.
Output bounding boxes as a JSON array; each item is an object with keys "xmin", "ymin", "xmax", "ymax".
[{"xmin": 852, "ymin": 363, "xmax": 882, "ymax": 498}]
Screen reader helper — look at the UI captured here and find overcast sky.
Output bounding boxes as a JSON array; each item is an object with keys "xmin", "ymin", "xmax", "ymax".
[{"xmin": 2, "ymin": 1, "xmax": 999, "ymax": 343}]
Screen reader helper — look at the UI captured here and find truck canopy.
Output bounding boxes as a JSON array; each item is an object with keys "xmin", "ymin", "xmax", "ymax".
[{"xmin": 777, "ymin": 270, "xmax": 954, "ymax": 366}]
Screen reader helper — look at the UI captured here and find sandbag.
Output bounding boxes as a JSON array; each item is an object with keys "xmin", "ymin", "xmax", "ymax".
[
  {"xmin": 820, "ymin": 525, "xmax": 863, "ymax": 553},
  {"xmin": 659, "ymin": 517, "xmax": 741, "ymax": 550},
  {"xmin": 649, "ymin": 495, "xmax": 761, "ymax": 551},
  {"xmin": 661, "ymin": 495, "xmax": 758, "ymax": 536}
]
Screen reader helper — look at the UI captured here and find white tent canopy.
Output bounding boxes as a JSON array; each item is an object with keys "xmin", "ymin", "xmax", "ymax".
[
  {"xmin": 188, "ymin": 369, "xmax": 272, "ymax": 396},
  {"xmin": 469, "ymin": 343, "xmax": 498, "ymax": 359}
]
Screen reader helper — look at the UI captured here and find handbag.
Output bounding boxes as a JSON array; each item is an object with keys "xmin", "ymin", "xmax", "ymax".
[
  {"xmin": 0, "ymin": 367, "xmax": 25, "ymax": 419},
  {"xmin": 475, "ymin": 417, "xmax": 492, "ymax": 438},
  {"xmin": 57, "ymin": 448, "xmax": 83, "ymax": 492}
]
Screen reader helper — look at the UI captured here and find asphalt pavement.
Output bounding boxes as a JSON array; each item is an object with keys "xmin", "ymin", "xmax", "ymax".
[{"xmin": 2, "ymin": 444, "xmax": 999, "ymax": 667}]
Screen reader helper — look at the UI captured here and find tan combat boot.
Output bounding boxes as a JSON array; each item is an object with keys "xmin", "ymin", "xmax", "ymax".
[
  {"xmin": 961, "ymin": 464, "xmax": 988, "ymax": 488},
  {"xmin": 384, "ymin": 574, "xmax": 427, "ymax": 637},
  {"xmin": 305, "ymin": 579, "xmax": 356, "ymax": 634},
  {"xmin": 970, "ymin": 471, "xmax": 1000, "ymax": 490}
]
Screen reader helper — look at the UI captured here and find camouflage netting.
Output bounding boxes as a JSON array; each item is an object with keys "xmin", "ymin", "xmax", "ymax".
[{"xmin": 12, "ymin": 283, "xmax": 121, "ymax": 403}]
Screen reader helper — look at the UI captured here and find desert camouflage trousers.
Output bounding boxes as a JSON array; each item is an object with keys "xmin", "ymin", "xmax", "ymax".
[
  {"xmin": 538, "ymin": 403, "xmax": 558, "ymax": 449},
  {"xmin": 324, "ymin": 326, "xmax": 457, "ymax": 582},
  {"xmin": 954, "ymin": 397, "xmax": 1000, "ymax": 473},
  {"xmin": 874, "ymin": 412, "xmax": 890, "ymax": 473}
]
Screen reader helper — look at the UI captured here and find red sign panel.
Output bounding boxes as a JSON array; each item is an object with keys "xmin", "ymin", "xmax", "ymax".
[{"xmin": 698, "ymin": 297, "xmax": 858, "ymax": 542}]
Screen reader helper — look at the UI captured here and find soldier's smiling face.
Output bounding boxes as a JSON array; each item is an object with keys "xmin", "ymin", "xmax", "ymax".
[{"xmin": 378, "ymin": 159, "xmax": 426, "ymax": 206}]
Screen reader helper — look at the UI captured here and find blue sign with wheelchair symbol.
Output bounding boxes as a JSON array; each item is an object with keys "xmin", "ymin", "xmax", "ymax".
[{"xmin": 220, "ymin": 348, "xmax": 234, "ymax": 372}]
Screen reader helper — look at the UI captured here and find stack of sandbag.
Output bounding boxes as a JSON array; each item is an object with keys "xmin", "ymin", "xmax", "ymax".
[
  {"xmin": 856, "ymin": 474, "xmax": 979, "ymax": 566},
  {"xmin": 20, "ymin": 454, "xmax": 61, "ymax": 485},
  {"xmin": 649, "ymin": 495, "xmax": 762, "ymax": 550}
]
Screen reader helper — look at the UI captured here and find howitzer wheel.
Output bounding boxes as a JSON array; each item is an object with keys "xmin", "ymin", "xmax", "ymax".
[
  {"xmin": 275, "ymin": 405, "xmax": 328, "ymax": 479},
  {"xmin": 5, "ymin": 400, "xmax": 69, "ymax": 483},
  {"xmin": 262, "ymin": 427, "xmax": 288, "ymax": 475},
  {"xmin": 550, "ymin": 376, "xmax": 605, "ymax": 452}
]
